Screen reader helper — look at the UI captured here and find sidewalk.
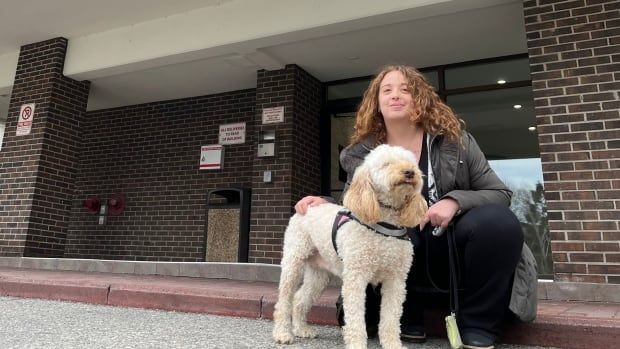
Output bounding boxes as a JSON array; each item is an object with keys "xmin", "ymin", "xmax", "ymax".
[{"xmin": 0, "ymin": 260, "xmax": 619, "ymax": 349}]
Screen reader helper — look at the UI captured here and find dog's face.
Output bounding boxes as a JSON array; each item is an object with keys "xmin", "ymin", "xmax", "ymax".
[
  {"xmin": 343, "ymin": 144, "xmax": 427, "ymax": 227},
  {"xmin": 363, "ymin": 145, "xmax": 423, "ymax": 203}
]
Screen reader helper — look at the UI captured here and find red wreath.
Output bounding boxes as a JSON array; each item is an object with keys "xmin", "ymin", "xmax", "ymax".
[
  {"xmin": 108, "ymin": 193, "xmax": 127, "ymax": 215},
  {"xmin": 83, "ymin": 196, "xmax": 101, "ymax": 214}
]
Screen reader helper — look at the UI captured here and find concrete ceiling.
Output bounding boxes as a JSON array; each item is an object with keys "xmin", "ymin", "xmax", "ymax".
[
  {"xmin": 0, "ymin": 0, "xmax": 221, "ymax": 54},
  {"xmin": 0, "ymin": 0, "xmax": 527, "ymax": 115}
]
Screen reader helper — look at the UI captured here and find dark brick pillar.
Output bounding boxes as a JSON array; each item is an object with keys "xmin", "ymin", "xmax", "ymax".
[
  {"xmin": 523, "ymin": 1, "xmax": 620, "ymax": 283},
  {"xmin": 0, "ymin": 38, "xmax": 90, "ymax": 257},
  {"xmin": 250, "ymin": 64, "xmax": 322, "ymax": 264}
]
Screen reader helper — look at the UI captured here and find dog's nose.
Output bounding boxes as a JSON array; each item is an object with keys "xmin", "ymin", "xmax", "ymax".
[{"xmin": 404, "ymin": 170, "xmax": 414, "ymax": 179}]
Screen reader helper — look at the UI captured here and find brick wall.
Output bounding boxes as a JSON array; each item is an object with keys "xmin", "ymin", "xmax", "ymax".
[
  {"xmin": 524, "ymin": 0, "xmax": 620, "ymax": 283},
  {"xmin": 291, "ymin": 67, "xmax": 323, "ymax": 207},
  {"xmin": 249, "ymin": 65, "xmax": 322, "ymax": 264},
  {"xmin": 66, "ymin": 90, "xmax": 256, "ymax": 261},
  {"xmin": 0, "ymin": 38, "xmax": 90, "ymax": 257}
]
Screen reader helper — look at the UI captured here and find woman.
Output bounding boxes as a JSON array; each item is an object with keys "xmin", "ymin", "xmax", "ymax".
[{"xmin": 295, "ymin": 65, "xmax": 537, "ymax": 349}]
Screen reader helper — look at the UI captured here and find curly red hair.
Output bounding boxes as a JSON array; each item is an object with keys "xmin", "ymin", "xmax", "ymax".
[{"xmin": 350, "ymin": 65, "xmax": 463, "ymax": 145}]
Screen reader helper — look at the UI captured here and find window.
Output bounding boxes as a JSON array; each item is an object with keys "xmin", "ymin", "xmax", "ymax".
[
  {"xmin": 445, "ymin": 57, "xmax": 531, "ymax": 90},
  {"xmin": 0, "ymin": 120, "xmax": 5, "ymax": 151}
]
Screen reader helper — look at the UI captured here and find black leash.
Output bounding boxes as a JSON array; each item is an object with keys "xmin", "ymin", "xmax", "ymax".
[
  {"xmin": 447, "ymin": 225, "xmax": 459, "ymax": 317},
  {"xmin": 425, "ymin": 224, "xmax": 463, "ymax": 348},
  {"xmin": 424, "ymin": 225, "xmax": 461, "ymax": 295}
]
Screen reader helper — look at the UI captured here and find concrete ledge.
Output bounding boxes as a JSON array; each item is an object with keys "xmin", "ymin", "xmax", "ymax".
[
  {"xmin": 3, "ymin": 257, "xmax": 620, "ymax": 302},
  {"xmin": 261, "ymin": 286, "xmax": 340, "ymax": 326},
  {"xmin": 503, "ymin": 317, "xmax": 620, "ymax": 349},
  {"xmin": 539, "ymin": 280, "xmax": 620, "ymax": 303},
  {"xmin": 108, "ymin": 287, "xmax": 262, "ymax": 318},
  {"xmin": 0, "ymin": 257, "xmax": 281, "ymax": 282},
  {"xmin": 0, "ymin": 280, "xmax": 109, "ymax": 305}
]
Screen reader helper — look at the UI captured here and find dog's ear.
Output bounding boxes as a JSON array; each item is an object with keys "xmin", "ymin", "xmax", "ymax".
[
  {"xmin": 399, "ymin": 195, "xmax": 428, "ymax": 227},
  {"xmin": 343, "ymin": 166, "xmax": 381, "ymax": 224}
]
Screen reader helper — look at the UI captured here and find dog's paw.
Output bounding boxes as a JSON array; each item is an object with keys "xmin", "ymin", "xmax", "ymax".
[
  {"xmin": 293, "ymin": 325, "xmax": 318, "ymax": 338},
  {"xmin": 273, "ymin": 331, "xmax": 295, "ymax": 344}
]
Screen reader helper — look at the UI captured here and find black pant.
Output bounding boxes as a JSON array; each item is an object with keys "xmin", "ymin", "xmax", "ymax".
[{"xmin": 361, "ymin": 204, "xmax": 524, "ymax": 337}]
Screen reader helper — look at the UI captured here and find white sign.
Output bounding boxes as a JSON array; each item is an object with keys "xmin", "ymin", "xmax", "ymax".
[
  {"xmin": 16, "ymin": 103, "xmax": 35, "ymax": 136},
  {"xmin": 262, "ymin": 106, "xmax": 284, "ymax": 124},
  {"xmin": 200, "ymin": 145, "xmax": 223, "ymax": 170},
  {"xmin": 219, "ymin": 122, "xmax": 246, "ymax": 145}
]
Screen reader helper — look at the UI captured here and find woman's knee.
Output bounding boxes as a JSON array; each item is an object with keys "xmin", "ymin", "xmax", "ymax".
[{"xmin": 455, "ymin": 204, "xmax": 524, "ymax": 247}]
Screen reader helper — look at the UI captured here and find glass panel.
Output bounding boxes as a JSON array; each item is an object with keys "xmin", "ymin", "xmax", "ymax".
[
  {"xmin": 0, "ymin": 94, "xmax": 7, "ymax": 151},
  {"xmin": 327, "ymin": 80, "xmax": 371, "ymax": 100},
  {"xmin": 327, "ymin": 70, "xmax": 438, "ymax": 101},
  {"xmin": 447, "ymin": 87, "xmax": 553, "ymax": 278},
  {"xmin": 447, "ymin": 87, "xmax": 538, "ymax": 159},
  {"xmin": 420, "ymin": 70, "xmax": 438, "ymax": 90},
  {"xmin": 0, "ymin": 122, "xmax": 4, "ymax": 151},
  {"xmin": 330, "ymin": 112, "xmax": 355, "ymax": 201},
  {"xmin": 445, "ymin": 58, "xmax": 531, "ymax": 89},
  {"xmin": 490, "ymin": 159, "xmax": 553, "ymax": 279}
]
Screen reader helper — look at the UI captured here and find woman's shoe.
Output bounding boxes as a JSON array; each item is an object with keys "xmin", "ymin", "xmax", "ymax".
[
  {"xmin": 400, "ymin": 324, "xmax": 426, "ymax": 343},
  {"xmin": 461, "ymin": 329, "xmax": 495, "ymax": 349}
]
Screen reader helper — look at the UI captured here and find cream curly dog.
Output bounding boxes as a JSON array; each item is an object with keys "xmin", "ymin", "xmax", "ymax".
[{"xmin": 272, "ymin": 144, "xmax": 427, "ymax": 349}]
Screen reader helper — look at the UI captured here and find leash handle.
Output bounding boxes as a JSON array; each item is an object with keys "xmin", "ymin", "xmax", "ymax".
[
  {"xmin": 447, "ymin": 225, "xmax": 459, "ymax": 314},
  {"xmin": 446, "ymin": 225, "xmax": 463, "ymax": 349}
]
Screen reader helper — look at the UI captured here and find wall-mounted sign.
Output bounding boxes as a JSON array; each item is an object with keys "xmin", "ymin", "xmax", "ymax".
[
  {"xmin": 219, "ymin": 122, "xmax": 246, "ymax": 145},
  {"xmin": 200, "ymin": 145, "xmax": 223, "ymax": 170},
  {"xmin": 16, "ymin": 103, "xmax": 35, "ymax": 136},
  {"xmin": 262, "ymin": 106, "xmax": 284, "ymax": 124}
]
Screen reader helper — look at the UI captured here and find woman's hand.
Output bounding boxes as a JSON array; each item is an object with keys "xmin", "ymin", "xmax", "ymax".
[
  {"xmin": 419, "ymin": 198, "xmax": 460, "ymax": 230},
  {"xmin": 294, "ymin": 196, "xmax": 328, "ymax": 215}
]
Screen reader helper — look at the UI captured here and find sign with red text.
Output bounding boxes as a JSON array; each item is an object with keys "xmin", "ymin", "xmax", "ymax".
[
  {"xmin": 16, "ymin": 103, "xmax": 35, "ymax": 136},
  {"xmin": 218, "ymin": 122, "xmax": 246, "ymax": 145},
  {"xmin": 200, "ymin": 145, "xmax": 223, "ymax": 170},
  {"xmin": 262, "ymin": 106, "xmax": 284, "ymax": 124}
]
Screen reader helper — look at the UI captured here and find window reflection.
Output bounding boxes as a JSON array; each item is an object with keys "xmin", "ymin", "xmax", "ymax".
[
  {"xmin": 445, "ymin": 58, "xmax": 531, "ymax": 89},
  {"xmin": 490, "ymin": 159, "xmax": 553, "ymax": 279},
  {"xmin": 327, "ymin": 80, "xmax": 371, "ymax": 100},
  {"xmin": 447, "ymin": 87, "xmax": 538, "ymax": 159},
  {"xmin": 327, "ymin": 70, "xmax": 439, "ymax": 101}
]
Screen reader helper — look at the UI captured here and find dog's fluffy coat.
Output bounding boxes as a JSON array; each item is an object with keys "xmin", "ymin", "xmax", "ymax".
[{"xmin": 272, "ymin": 145, "xmax": 427, "ymax": 349}]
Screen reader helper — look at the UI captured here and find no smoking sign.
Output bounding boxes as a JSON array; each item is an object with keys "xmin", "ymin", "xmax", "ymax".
[{"xmin": 16, "ymin": 103, "xmax": 35, "ymax": 136}]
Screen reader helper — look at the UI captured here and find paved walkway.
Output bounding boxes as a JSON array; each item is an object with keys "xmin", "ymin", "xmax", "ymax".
[{"xmin": 1, "ymin": 266, "xmax": 619, "ymax": 349}]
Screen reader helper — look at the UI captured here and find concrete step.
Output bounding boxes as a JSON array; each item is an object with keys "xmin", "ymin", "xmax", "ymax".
[{"xmin": 1, "ymin": 266, "xmax": 618, "ymax": 349}]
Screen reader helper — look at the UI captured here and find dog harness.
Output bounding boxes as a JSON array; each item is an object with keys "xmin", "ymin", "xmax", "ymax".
[{"xmin": 331, "ymin": 209, "xmax": 412, "ymax": 254}]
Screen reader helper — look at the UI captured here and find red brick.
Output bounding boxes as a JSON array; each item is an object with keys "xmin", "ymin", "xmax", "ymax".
[
  {"xmin": 551, "ymin": 241, "xmax": 585, "ymax": 251},
  {"xmin": 585, "ymin": 242, "xmax": 620, "ymax": 252},
  {"xmin": 589, "ymin": 264, "xmax": 620, "ymax": 274},
  {"xmin": 570, "ymin": 253, "xmax": 604, "ymax": 262},
  {"xmin": 567, "ymin": 232, "xmax": 602, "ymax": 240},
  {"xmin": 554, "ymin": 262, "xmax": 587, "ymax": 273}
]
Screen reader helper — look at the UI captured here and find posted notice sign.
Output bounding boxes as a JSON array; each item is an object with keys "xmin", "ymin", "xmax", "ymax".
[
  {"xmin": 262, "ymin": 106, "xmax": 284, "ymax": 124},
  {"xmin": 219, "ymin": 122, "xmax": 246, "ymax": 145},
  {"xmin": 16, "ymin": 103, "xmax": 35, "ymax": 136},
  {"xmin": 200, "ymin": 145, "xmax": 223, "ymax": 170}
]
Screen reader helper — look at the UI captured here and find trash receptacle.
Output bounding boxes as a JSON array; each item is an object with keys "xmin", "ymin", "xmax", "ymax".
[{"xmin": 204, "ymin": 188, "xmax": 251, "ymax": 262}]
